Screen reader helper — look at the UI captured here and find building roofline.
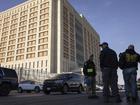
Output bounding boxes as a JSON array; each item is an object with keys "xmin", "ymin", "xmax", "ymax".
[
  {"xmin": 0, "ymin": 0, "xmax": 35, "ymax": 14},
  {"xmin": 67, "ymin": 0, "xmax": 100, "ymax": 39},
  {"xmin": 80, "ymin": 14, "xmax": 100, "ymax": 39}
]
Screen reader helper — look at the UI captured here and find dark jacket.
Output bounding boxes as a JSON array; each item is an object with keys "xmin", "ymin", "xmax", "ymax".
[
  {"xmin": 119, "ymin": 49, "xmax": 140, "ymax": 70},
  {"xmin": 83, "ymin": 60, "xmax": 96, "ymax": 77},
  {"xmin": 100, "ymin": 47, "xmax": 118, "ymax": 69}
]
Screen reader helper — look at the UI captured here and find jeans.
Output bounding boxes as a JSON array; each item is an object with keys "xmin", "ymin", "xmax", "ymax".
[
  {"xmin": 123, "ymin": 67, "xmax": 137, "ymax": 98},
  {"xmin": 102, "ymin": 68, "xmax": 119, "ymax": 97},
  {"xmin": 84, "ymin": 76, "xmax": 96, "ymax": 95}
]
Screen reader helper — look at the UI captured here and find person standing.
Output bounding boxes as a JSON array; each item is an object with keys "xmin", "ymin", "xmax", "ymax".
[
  {"xmin": 119, "ymin": 45, "xmax": 140, "ymax": 102},
  {"xmin": 99, "ymin": 42, "xmax": 121, "ymax": 103},
  {"xmin": 83, "ymin": 54, "xmax": 98, "ymax": 99}
]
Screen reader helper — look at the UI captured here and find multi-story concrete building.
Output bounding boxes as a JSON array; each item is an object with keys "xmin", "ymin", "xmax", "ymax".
[{"xmin": 0, "ymin": 0, "xmax": 100, "ymax": 81}]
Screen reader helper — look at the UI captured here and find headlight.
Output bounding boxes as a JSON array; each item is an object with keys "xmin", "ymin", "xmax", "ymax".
[{"xmin": 55, "ymin": 80, "xmax": 63, "ymax": 84}]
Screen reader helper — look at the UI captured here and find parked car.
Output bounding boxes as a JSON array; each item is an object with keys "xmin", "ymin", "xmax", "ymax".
[
  {"xmin": 137, "ymin": 83, "xmax": 140, "ymax": 90},
  {"xmin": 0, "ymin": 67, "xmax": 18, "ymax": 96},
  {"xmin": 137, "ymin": 78, "xmax": 140, "ymax": 91},
  {"xmin": 43, "ymin": 72, "xmax": 84, "ymax": 94},
  {"xmin": 83, "ymin": 83, "xmax": 103, "ymax": 91},
  {"xmin": 18, "ymin": 80, "xmax": 42, "ymax": 93}
]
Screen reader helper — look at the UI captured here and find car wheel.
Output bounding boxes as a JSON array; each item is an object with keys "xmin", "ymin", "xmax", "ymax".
[
  {"xmin": 77, "ymin": 85, "xmax": 83, "ymax": 94},
  {"xmin": 0, "ymin": 84, "xmax": 11, "ymax": 96},
  {"xmin": 43, "ymin": 90, "xmax": 51, "ymax": 95},
  {"xmin": 61, "ymin": 84, "xmax": 68, "ymax": 94},
  {"xmin": 18, "ymin": 87, "xmax": 23, "ymax": 93},
  {"xmin": 34, "ymin": 87, "xmax": 40, "ymax": 93}
]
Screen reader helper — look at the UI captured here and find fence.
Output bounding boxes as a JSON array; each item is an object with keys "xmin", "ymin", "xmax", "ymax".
[{"xmin": 15, "ymin": 68, "xmax": 56, "ymax": 83}]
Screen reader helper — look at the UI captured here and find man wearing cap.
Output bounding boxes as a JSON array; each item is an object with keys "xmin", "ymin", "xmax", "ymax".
[
  {"xmin": 119, "ymin": 45, "xmax": 140, "ymax": 102},
  {"xmin": 100, "ymin": 42, "xmax": 121, "ymax": 103},
  {"xmin": 83, "ymin": 54, "xmax": 98, "ymax": 99}
]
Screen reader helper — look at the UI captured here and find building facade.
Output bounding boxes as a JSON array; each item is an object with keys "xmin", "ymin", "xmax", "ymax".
[{"xmin": 0, "ymin": 0, "xmax": 100, "ymax": 81}]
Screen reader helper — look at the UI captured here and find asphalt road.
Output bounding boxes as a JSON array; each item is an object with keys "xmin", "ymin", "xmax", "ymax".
[{"xmin": 0, "ymin": 91, "xmax": 139, "ymax": 105}]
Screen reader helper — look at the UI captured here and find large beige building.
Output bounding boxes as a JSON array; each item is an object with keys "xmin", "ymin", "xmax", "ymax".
[{"xmin": 0, "ymin": 0, "xmax": 100, "ymax": 79}]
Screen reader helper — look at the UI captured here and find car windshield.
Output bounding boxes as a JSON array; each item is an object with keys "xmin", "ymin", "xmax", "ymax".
[
  {"xmin": 1, "ymin": 68, "xmax": 17, "ymax": 77},
  {"xmin": 20, "ymin": 80, "xmax": 35, "ymax": 84},
  {"xmin": 52, "ymin": 74, "xmax": 69, "ymax": 79}
]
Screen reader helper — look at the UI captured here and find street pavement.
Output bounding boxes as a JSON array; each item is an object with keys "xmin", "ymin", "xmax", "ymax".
[{"xmin": 0, "ymin": 91, "xmax": 139, "ymax": 105}]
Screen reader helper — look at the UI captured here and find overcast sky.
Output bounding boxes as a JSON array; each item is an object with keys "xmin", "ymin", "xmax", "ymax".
[{"xmin": 0, "ymin": 0, "xmax": 140, "ymax": 84}]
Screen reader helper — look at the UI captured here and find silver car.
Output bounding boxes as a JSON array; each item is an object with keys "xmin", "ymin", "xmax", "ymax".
[{"xmin": 18, "ymin": 80, "xmax": 42, "ymax": 93}]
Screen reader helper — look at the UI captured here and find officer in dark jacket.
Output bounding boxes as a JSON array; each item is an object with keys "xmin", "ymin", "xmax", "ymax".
[
  {"xmin": 119, "ymin": 45, "xmax": 140, "ymax": 102},
  {"xmin": 83, "ymin": 54, "xmax": 98, "ymax": 99},
  {"xmin": 100, "ymin": 42, "xmax": 121, "ymax": 103}
]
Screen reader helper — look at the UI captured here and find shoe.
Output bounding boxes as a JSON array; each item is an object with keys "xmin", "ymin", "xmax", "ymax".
[
  {"xmin": 104, "ymin": 99, "xmax": 110, "ymax": 103},
  {"xmin": 126, "ymin": 97, "xmax": 131, "ymax": 102},
  {"xmin": 88, "ymin": 95, "xmax": 94, "ymax": 99},
  {"xmin": 114, "ymin": 96, "xmax": 122, "ymax": 103},
  {"xmin": 92, "ymin": 95, "xmax": 99, "ymax": 98},
  {"xmin": 132, "ymin": 97, "xmax": 137, "ymax": 103},
  {"xmin": 103, "ymin": 97, "xmax": 110, "ymax": 103},
  {"xmin": 88, "ymin": 95, "xmax": 99, "ymax": 99},
  {"xmin": 109, "ymin": 95, "xmax": 113, "ymax": 97}
]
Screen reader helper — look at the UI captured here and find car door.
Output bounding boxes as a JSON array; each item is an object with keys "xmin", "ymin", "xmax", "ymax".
[
  {"xmin": 20, "ymin": 81, "xmax": 29, "ymax": 90},
  {"xmin": 21, "ymin": 81, "xmax": 33, "ymax": 90},
  {"xmin": 27, "ymin": 81, "xmax": 35, "ymax": 90}
]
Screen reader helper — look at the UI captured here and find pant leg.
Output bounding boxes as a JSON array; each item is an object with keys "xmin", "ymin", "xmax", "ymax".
[
  {"xmin": 85, "ymin": 76, "xmax": 92, "ymax": 95},
  {"xmin": 110, "ymin": 69, "xmax": 119, "ymax": 96},
  {"xmin": 130, "ymin": 69, "xmax": 137, "ymax": 98},
  {"xmin": 91, "ymin": 76, "xmax": 96, "ymax": 95},
  {"xmin": 102, "ymin": 68, "xmax": 110, "ymax": 97},
  {"xmin": 123, "ymin": 70, "xmax": 131, "ymax": 97}
]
